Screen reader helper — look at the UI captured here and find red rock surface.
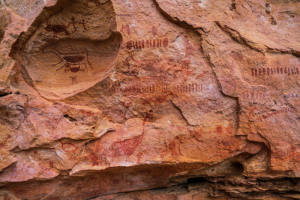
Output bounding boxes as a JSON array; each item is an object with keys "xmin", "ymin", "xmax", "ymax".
[{"xmin": 0, "ymin": 0, "xmax": 300, "ymax": 199}]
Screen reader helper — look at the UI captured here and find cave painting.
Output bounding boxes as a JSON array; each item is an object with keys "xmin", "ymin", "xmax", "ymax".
[
  {"xmin": 21, "ymin": 0, "xmax": 121, "ymax": 100},
  {"xmin": 44, "ymin": 16, "xmax": 88, "ymax": 38},
  {"xmin": 43, "ymin": 44, "xmax": 93, "ymax": 73},
  {"xmin": 126, "ymin": 38, "xmax": 168, "ymax": 50},
  {"xmin": 45, "ymin": 17, "xmax": 77, "ymax": 37},
  {"xmin": 70, "ymin": 76, "xmax": 78, "ymax": 85},
  {"xmin": 284, "ymin": 93, "xmax": 298, "ymax": 99},
  {"xmin": 251, "ymin": 67, "xmax": 299, "ymax": 76},
  {"xmin": 109, "ymin": 110, "xmax": 153, "ymax": 162},
  {"xmin": 121, "ymin": 25, "xmax": 130, "ymax": 35},
  {"xmin": 243, "ymin": 91, "xmax": 266, "ymax": 101},
  {"xmin": 107, "ymin": 82, "xmax": 203, "ymax": 95}
]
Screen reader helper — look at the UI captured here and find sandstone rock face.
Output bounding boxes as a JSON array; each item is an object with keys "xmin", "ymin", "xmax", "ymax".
[{"xmin": 0, "ymin": 0, "xmax": 299, "ymax": 199}]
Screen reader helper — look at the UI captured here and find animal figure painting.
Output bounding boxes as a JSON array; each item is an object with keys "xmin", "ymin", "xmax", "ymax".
[
  {"xmin": 45, "ymin": 17, "xmax": 76, "ymax": 37},
  {"xmin": 44, "ymin": 17, "xmax": 88, "ymax": 37},
  {"xmin": 42, "ymin": 44, "xmax": 93, "ymax": 73}
]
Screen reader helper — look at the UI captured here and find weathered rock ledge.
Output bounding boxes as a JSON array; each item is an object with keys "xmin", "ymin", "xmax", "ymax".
[{"xmin": 0, "ymin": 0, "xmax": 300, "ymax": 199}]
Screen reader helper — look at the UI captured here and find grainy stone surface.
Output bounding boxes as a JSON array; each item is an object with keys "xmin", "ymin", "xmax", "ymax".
[{"xmin": 0, "ymin": 0, "xmax": 300, "ymax": 199}]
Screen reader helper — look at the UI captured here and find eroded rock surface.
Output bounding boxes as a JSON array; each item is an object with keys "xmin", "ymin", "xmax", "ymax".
[{"xmin": 0, "ymin": 0, "xmax": 299, "ymax": 199}]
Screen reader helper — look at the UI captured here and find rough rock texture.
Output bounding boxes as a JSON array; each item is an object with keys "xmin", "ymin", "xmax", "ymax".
[{"xmin": 0, "ymin": 0, "xmax": 300, "ymax": 199}]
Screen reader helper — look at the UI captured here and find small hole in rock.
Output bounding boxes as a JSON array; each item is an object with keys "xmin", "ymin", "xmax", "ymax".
[
  {"xmin": 0, "ymin": 93, "xmax": 11, "ymax": 97},
  {"xmin": 230, "ymin": 162, "xmax": 244, "ymax": 175},
  {"xmin": 64, "ymin": 114, "xmax": 77, "ymax": 122},
  {"xmin": 187, "ymin": 177, "xmax": 206, "ymax": 183}
]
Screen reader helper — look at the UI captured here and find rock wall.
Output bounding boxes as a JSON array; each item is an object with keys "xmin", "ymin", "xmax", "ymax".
[{"xmin": 0, "ymin": 0, "xmax": 299, "ymax": 199}]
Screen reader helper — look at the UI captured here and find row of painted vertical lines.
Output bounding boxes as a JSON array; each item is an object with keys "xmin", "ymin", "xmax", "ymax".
[
  {"xmin": 243, "ymin": 92, "xmax": 265, "ymax": 100},
  {"xmin": 126, "ymin": 38, "xmax": 168, "ymax": 50},
  {"xmin": 109, "ymin": 84, "xmax": 203, "ymax": 94},
  {"xmin": 252, "ymin": 67, "xmax": 299, "ymax": 76}
]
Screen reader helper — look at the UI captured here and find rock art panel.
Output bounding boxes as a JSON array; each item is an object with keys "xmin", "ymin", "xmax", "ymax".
[
  {"xmin": 21, "ymin": 0, "xmax": 121, "ymax": 100},
  {"xmin": 59, "ymin": 0, "xmax": 241, "ymax": 176},
  {"xmin": 0, "ymin": 0, "xmax": 300, "ymax": 199}
]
